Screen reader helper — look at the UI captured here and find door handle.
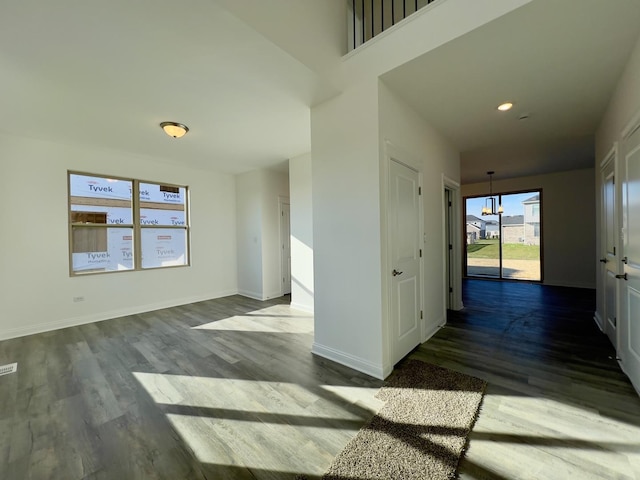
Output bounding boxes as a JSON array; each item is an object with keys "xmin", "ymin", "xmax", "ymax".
[
  {"xmin": 599, "ymin": 258, "xmax": 607, "ymax": 263},
  {"xmin": 622, "ymin": 257, "xmax": 628, "ymax": 264},
  {"xmin": 615, "ymin": 273, "xmax": 628, "ymax": 280},
  {"xmin": 392, "ymin": 269, "xmax": 403, "ymax": 277}
]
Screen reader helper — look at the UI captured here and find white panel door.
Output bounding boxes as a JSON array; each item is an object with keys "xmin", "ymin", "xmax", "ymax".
[
  {"xmin": 389, "ymin": 159, "xmax": 422, "ymax": 366},
  {"xmin": 281, "ymin": 203, "xmax": 291, "ymax": 295},
  {"xmin": 600, "ymin": 158, "xmax": 618, "ymax": 346},
  {"xmin": 620, "ymin": 122, "xmax": 640, "ymax": 394}
]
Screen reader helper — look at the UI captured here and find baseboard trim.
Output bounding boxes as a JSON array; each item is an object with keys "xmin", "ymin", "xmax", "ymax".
[
  {"xmin": 290, "ymin": 302, "xmax": 314, "ymax": 314},
  {"xmin": 0, "ymin": 289, "xmax": 238, "ymax": 341},
  {"xmin": 593, "ymin": 312, "xmax": 605, "ymax": 332},
  {"xmin": 543, "ymin": 281, "xmax": 596, "ymax": 289},
  {"xmin": 311, "ymin": 342, "xmax": 384, "ymax": 380},
  {"xmin": 237, "ymin": 289, "xmax": 265, "ymax": 301},
  {"xmin": 618, "ymin": 359, "xmax": 640, "ymax": 399},
  {"xmin": 423, "ymin": 320, "xmax": 442, "ymax": 343}
]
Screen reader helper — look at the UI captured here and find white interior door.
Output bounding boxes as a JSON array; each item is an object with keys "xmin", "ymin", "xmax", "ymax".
[
  {"xmin": 280, "ymin": 202, "xmax": 291, "ymax": 295},
  {"xmin": 600, "ymin": 157, "xmax": 618, "ymax": 346},
  {"xmin": 620, "ymin": 121, "xmax": 640, "ymax": 394},
  {"xmin": 389, "ymin": 159, "xmax": 422, "ymax": 366}
]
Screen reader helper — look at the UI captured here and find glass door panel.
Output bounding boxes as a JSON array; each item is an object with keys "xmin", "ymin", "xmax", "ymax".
[
  {"xmin": 465, "ymin": 191, "xmax": 541, "ymax": 282},
  {"xmin": 465, "ymin": 197, "xmax": 500, "ymax": 279}
]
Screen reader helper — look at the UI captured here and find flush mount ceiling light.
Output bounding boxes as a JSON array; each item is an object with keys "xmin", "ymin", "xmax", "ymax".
[
  {"xmin": 497, "ymin": 102, "xmax": 514, "ymax": 112},
  {"xmin": 160, "ymin": 121, "xmax": 189, "ymax": 138}
]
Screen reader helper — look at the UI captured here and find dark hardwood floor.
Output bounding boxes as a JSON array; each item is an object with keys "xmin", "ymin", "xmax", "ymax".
[
  {"xmin": 411, "ymin": 279, "xmax": 640, "ymax": 479},
  {"xmin": 1, "ymin": 281, "xmax": 639, "ymax": 479}
]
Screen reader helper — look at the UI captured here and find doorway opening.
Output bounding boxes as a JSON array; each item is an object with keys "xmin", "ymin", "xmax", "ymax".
[{"xmin": 464, "ymin": 190, "xmax": 542, "ymax": 282}]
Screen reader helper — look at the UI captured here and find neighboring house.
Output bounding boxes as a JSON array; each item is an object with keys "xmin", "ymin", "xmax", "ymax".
[
  {"xmin": 485, "ymin": 220, "xmax": 500, "ymax": 239},
  {"xmin": 522, "ymin": 194, "xmax": 541, "ymax": 245},
  {"xmin": 466, "ymin": 215, "xmax": 486, "ymax": 240},
  {"xmin": 501, "ymin": 215, "xmax": 525, "ymax": 244},
  {"xmin": 466, "ymin": 222, "xmax": 480, "ymax": 245}
]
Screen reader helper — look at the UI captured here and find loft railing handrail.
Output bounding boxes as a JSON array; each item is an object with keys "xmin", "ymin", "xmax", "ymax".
[{"xmin": 349, "ymin": 0, "xmax": 438, "ymax": 51}]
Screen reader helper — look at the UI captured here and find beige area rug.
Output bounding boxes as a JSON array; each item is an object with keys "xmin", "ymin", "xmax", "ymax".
[{"xmin": 301, "ymin": 360, "xmax": 486, "ymax": 480}]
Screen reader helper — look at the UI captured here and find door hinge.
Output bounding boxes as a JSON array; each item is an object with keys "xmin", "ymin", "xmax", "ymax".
[
  {"xmin": 420, "ymin": 311, "xmax": 423, "ymax": 319},
  {"xmin": 419, "ymin": 249, "xmax": 422, "ymax": 258},
  {"xmin": 449, "ymin": 244, "xmax": 453, "ymax": 250},
  {"xmin": 613, "ymin": 246, "xmax": 616, "ymax": 256},
  {"xmin": 418, "ymin": 187, "xmax": 422, "ymax": 195},
  {"xmin": 448, "ymin": 201, "xmax": 452, "ymax": 207},
  {"xmin": 449, "ymin": 287, "xmax": 453, "ymax": 293}
]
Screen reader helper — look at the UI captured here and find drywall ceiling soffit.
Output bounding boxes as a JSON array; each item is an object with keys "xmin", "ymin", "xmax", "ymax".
[
  {"xmin": 0, "ymin": 0, "xmax": 338, "ymax": 174},
  {"xmin": 460, "ymin": 136, "xmax": 595, "ymax": 184},
  {"xmin": 380, "ymin": 0, "xmax": 640, "ymax": 183}
]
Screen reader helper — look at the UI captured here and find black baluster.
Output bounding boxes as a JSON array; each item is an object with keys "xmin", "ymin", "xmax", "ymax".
[
  {"xmin": 361, "ymin": 0, "xmax": 365, "ymax": 44},
  {"xmin": 352, "ymin": 0, "xmax": 356, "ymax": 49},
  {"xmin": 371, "ymin": 0, "xmax": 374, "ymax": 39},
  {"xmin": 392, "ymin": 0, "xmax": 395, "ymax": 25}
]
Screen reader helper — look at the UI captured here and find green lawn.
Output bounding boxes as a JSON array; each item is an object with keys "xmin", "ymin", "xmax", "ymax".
[{"xmin": 467, "ymin": 239, "xmax": 540, "ymax": 260}]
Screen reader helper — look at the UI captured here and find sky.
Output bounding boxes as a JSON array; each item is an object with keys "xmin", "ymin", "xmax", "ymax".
[{"xmin": 465, "ymin": 191, "xmax": 537, "ymax": 220}]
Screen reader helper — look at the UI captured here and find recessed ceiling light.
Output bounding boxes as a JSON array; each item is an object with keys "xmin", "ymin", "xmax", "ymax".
[{"xmin": 497, "ymin": 102, "xmax": 514, "ymax": 112}]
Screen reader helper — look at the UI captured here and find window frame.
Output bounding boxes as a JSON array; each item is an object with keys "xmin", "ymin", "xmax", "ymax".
[{"xmin": 68, "ymin": 171, "xmax": 191, "ymax": 276}]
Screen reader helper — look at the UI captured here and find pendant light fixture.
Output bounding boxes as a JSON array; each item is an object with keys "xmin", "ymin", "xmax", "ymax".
[
  {"xmin": 481, "ymin": 171, "xmax": 503, "ymax": 216},
  {"xmin": 160, "ymin": 121, "xmax": 189, "ymax": 138}
]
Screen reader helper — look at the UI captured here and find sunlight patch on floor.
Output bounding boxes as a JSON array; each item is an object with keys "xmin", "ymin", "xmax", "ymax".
[
  {"xmin": 466, "ymin": 393, "xmax": 640, "ymax": 479},
  {"xmin": 133, "ymin": 372, "xmax": 381, "ymax": 420},
  {"xmin": 167, "ymin": 413, "xmax": 339, "ymax": 472},
  {"xmin": 192, "ymin": 305, "xmax": 313, "ymax": 334}
]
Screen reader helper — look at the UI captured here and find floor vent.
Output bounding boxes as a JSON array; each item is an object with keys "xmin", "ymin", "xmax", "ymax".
[{"xmin": 0, "ymin": 363, "xmax": 17, "ymax": 376}]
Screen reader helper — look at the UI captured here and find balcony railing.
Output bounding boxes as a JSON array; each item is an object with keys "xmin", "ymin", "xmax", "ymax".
[{"xmin": 348, "ymin": 0, "xmax": 438, "ymax": 51}]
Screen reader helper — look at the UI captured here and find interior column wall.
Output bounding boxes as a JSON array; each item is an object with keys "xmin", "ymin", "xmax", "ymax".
[
  {"xmin": 311, "ymin": 78, "xmax": 385, "ymax": 378},
  {"xmin": 236, "ymin": 170, "xmax": 264, "ymax": 299},
  {"xmin": 289, "ymin": 153, "xmax": 314, "ymax": 312}
]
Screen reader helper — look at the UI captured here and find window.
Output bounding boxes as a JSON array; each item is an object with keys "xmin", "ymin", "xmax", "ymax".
[{"xmin": 68, "ymin": 172, "xmax": 189, "ymax": 275}]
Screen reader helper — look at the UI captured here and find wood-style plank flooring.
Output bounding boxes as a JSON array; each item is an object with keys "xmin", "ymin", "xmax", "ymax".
[
  {"xmin": 0, "ymin": 296, "xmax": 383, "ymax": 479},
  {"xmin": 1, "ymin": 281, "xmax": 639, "ymax": 479},
  {"xmin": 411, "ymin": 279, "xmax": 640, "ymax": 479}
]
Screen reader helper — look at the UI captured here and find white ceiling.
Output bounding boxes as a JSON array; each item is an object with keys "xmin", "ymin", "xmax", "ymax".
[
  {"xmin": 381, "ymin": 0, "xmax": 640, "ymax": 184},
  {"xmin": 0, "ymin": 0, "xmax": 336, "ymax": 174},
  {"xmin": 2, "ymin": 1, "xmax": 640, "ymax": 182}
]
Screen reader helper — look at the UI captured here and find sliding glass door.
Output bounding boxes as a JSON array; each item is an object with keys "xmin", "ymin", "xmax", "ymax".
[{"xmin": 465, "ymin": 190, "xmax": 542, "ymax": 281}]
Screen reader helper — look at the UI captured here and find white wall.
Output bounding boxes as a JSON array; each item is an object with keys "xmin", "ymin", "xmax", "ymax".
[
  {"xmin": 596, "ymin": 34, "xmax": 640, "ymax": 161},
  {"xmin": 311, "ymin": 78, "xmax": 385, "ymax": 378},
  {"xmin": 462, "ymin": 169, "xmax": 596, "ymax": 289},
  {"xmin": 261, "ymin": 170, "xmax": 290, "ymax": 300},
  {"xmin": 341, "ymin": 0, "xmax": 533, "ymax": 85},
  {"xmin": 0, "ymin": 133, "xmax": 238, "ymax": 340},
  {"xmin": 235, "ymin": 168, "xmax": 289, "ymax": 300},
  {"xmin": 595, "ymin": 33, "xmax": 640, "ymax": 325},
  {"xmin": 378, "ymin": 81, "xmax": 460, "ymax": 374},
  {"xmin": 214, "ymin": 0, "xmax": 346, "ymax": 78},
  {"xmin": 236, "ymin": 170, "xmax": 263, "ymax": 299},
  {"xmin": 289, "ymin": 153, "xmax": 314, "ymax": 313},
  {"xmin": 311, "ymin": 76, "xmax": 460, "ymax": 379}
]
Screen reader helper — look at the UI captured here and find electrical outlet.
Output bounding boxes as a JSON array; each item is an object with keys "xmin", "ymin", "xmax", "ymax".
[{"xmin": 73, "ymin": 296, "xmax": 85, "ymax": 303}]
